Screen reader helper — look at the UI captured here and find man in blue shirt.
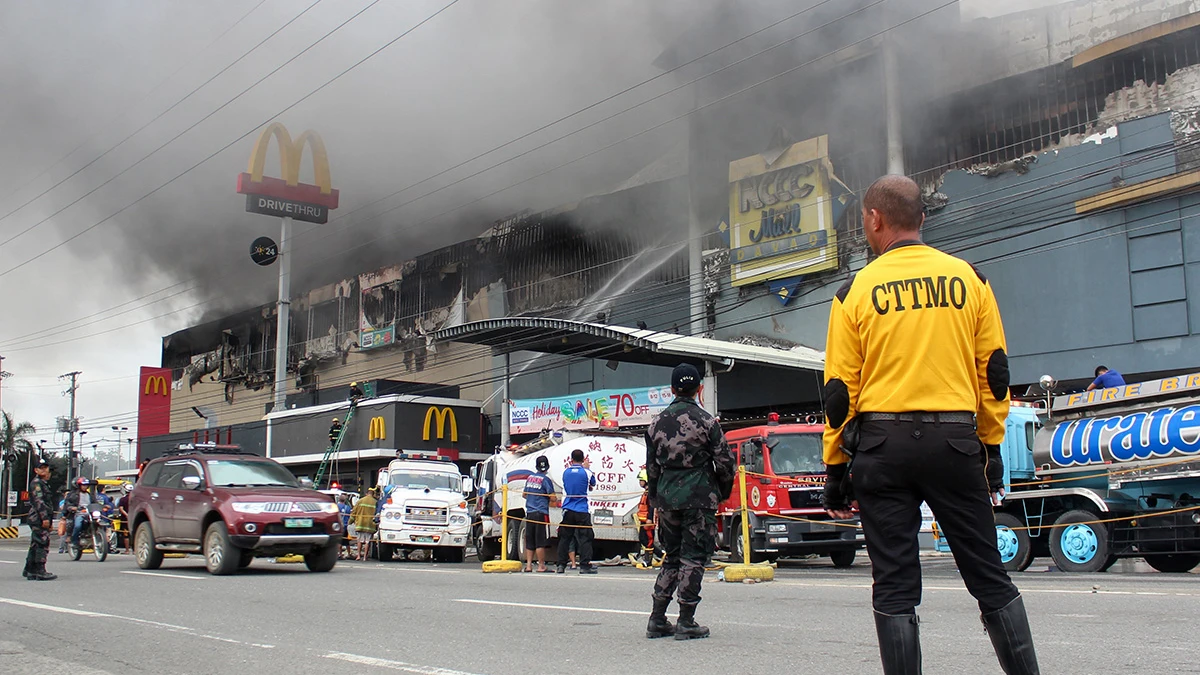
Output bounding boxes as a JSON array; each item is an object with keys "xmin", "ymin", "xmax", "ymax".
[
  {"xmin": 1087, "ymin": 366, "xmax": 1126, "ymax": 391},
  {"xmin": 522, "ymin": 456, "xmax": 557, "ymax": 573},
  {"xmin": 557, "ymin": 449, "xmax": 597, "ymax": 574}
]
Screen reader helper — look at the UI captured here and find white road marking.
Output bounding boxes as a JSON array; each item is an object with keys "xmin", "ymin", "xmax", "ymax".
[
  {"xmin": 454, "ymin": 598, "xmax": 648, "ymax": 616},
  {"xmin": 0, "ymin": 597, "xmax": 274, "ymax": 649},
  {"xmin": 0, "ymin": 560, "xmax": 18, "ymax": 564},
  {"xmin": 323, "ymin": 652, "xmax": 486, "ymax": 675},
  {"xmin": 120, "ymin": 570, "xmax": 206, "ymax": 580},
  {"xmin": 777, "ymin": 580, "xmax": 1200, "ymax": 598},
  {"xmin": 362, "ymin": 565, "xmax": 461, "ymax": 574}
]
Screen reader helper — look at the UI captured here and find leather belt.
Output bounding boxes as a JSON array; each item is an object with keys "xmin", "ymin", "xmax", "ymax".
[{"xmin": 859, "ymin": 411, "xmax": 975, "ymax": 425}]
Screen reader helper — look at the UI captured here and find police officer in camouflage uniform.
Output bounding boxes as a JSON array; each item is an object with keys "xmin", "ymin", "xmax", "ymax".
[
  {"xmin": 644, "ymin": 363, "xmax": 735, "ymax": 640},
  {"xmin": 23, "ymin": 456, "xmax": 57, "ymax": 581}
]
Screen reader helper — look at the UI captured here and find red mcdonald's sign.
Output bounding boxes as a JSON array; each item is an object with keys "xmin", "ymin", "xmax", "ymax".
[{"xmin": 137, "ymin": 366, "xmax": 173, "ymax": 462}]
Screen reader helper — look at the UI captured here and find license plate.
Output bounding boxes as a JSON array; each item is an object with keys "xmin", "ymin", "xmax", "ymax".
[
  {"xmin": 416, "ymin": 535, "xmax": 434, "ymax": 543},
  {"xmin": 284, "ymin": 518, "xmax": 313, "ymax": 528},
  {"xmin": 809, "ymin": 522, "xmax": 835, "ymax": 533},
  {"xmin": 593, "ymin": 510, "xmax": 614, "ymax": 526}
]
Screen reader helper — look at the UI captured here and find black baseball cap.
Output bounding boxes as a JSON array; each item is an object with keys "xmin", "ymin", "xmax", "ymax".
[
  {"xmin": 672, "ymin": 363, "xmax": 701, "ymax": 392},
  {"xmin": 33, "ymin": 456, "xmax": 50, "ymax": 470}
]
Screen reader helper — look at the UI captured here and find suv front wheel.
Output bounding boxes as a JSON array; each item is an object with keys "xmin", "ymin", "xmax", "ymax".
[
  {"xmin": 135, "ymin": 522, "xmax": 163, "ymax": 570},
  {"xmin": 305, "ymin": 542, "xmax": 339, "ymax": 572},
  {"xmin": 204, "ymin": 522, "xmax": 240, "ymax": 575}
]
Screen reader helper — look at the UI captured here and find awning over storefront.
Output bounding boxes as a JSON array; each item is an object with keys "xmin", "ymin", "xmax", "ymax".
[{"xmin": 433, "ymin": 318, "xmax": 824, "ymax": 373}]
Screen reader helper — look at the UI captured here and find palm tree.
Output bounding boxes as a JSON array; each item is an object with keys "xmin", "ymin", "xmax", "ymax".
[
  {"xmin": 1, "ymin": 412, "xmax": 37, "ymax": 499},
  {"xmin": 1, "ymin": 411, "xmax": 35, "ymax": 457}
]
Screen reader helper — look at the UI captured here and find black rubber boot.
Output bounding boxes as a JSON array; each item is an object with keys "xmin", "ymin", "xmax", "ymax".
[
  {"xmin": 981, "ymin": 595, "xmax": 1039, "ymax": 675},
  {"xmin": 673, "ymin": 604, "xmax": 710, "ymax": 640},
  {"xmin": 873, "ymin": 610, "xmax": 922, "ymax": 675},
  {"xmin": 646, "ymin": 597, "xmax": 675, "ymax": 639}
]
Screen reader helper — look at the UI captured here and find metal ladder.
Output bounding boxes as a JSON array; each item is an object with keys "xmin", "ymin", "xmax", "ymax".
[{"xmin": 314, "ymin": 404, "xmax": 356, "ymax": 489}]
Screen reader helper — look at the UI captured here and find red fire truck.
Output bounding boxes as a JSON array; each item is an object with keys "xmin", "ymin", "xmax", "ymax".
[{"xmin": 718, "ymin": 413, "xmax": 863, "ymax": 566}]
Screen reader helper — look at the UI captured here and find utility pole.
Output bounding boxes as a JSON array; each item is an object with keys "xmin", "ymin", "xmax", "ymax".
[
  {"xmin": 60, "ymin": 371, "xmax": 81, "ymax": 485},
  {"xmin": 0, "ymin": 355, "xmax": 9, "ymax": 411},
  {"xmin": 272, "ymin": 216, "xmax": 293, "ymax": 414}
]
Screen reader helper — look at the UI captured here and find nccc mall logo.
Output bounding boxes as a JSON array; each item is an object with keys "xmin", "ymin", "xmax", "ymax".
[
  {"xmin": 368, "ymin": 416, "xmax": 387, "ymax": 442},
  {"xmin": 423, "ymin": 407, "xmax": 458, "ymax": 442},
  {"xmin": 144, "ymin": 376, "xmax": 169, "ymax": 397},
  {"xmin": 236, "ymin": 122, "xmax": 339, "ymax": 224}
]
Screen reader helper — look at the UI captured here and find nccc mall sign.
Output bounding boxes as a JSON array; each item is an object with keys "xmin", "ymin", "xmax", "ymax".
[{"xmin": 236, "ymin": 122, "xmax": 339, "ymax": 224}]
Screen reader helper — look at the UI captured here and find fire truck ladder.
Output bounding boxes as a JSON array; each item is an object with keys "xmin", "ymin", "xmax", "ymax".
[{"xmin": 315, "ymin": 405, "xmax": 356, "ymax": 489}]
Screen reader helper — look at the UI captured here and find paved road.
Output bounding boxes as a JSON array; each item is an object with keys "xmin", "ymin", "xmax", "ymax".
[{"xmin": 1, "ymin": 541, "xmax": 1198, "ymax": 674}]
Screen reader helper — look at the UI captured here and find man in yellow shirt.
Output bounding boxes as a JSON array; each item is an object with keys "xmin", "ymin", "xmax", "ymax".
[{"xmin": 822, "ymin": 175, "xmax": 1038, "ymax": 674}]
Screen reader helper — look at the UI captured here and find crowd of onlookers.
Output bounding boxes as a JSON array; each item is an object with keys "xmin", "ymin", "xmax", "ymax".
[{"xmin": 335, "ymin": 488, "xmax": 379, "ymax": 560}]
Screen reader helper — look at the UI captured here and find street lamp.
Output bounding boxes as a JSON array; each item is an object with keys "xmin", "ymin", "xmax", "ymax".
[
  {"xmin": 76, "ymin": 431, "xmax": 87, "ymax": 481},
  {"xmin": 111, "ymin": 426, "xmax": 127, "ymax": 470}
]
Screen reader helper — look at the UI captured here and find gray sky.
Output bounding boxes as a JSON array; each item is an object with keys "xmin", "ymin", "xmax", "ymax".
[{"xmin": 0, "ymin": 0, "xmax": 711, "ymax": 454}]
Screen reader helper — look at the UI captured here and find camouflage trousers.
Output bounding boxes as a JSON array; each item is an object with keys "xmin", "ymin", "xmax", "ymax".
[
  {"xmin": 652, "ymin": 509, "xmax": 715, "ymax": 607},
  {"xmin": 26, "ymin": 526, "xmax": 49, "ymax": 570}
]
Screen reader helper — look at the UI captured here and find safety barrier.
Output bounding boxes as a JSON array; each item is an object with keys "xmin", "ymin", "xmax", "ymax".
[
  {"xmin": 0, "ymin": 526, "xmax": 19, "ymax": 539},
  {"xmin": 481, "ymin": 484, "xmax": 522, "ymax": 573},
  {"xmin": 722, "ymin": 466, "xmax": 775, "ymax": 583}
]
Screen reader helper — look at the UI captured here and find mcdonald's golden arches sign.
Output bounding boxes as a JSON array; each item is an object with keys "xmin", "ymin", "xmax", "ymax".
[
  {"xmin": 423, "ymin": 407, "xmax": 458, "ymax": 442},
  {"xmin": 368, "ymin": 416, "xmax": 387, "ymax": 442},
  {"xmin": 236, "ymin": 122, "xmax": 339, "ymax": 224}
]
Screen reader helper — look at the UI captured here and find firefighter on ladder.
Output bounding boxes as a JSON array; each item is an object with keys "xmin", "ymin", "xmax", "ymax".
[{"xmin": 329, "ymin": 418, "xmax": 343, "ymax": 448}]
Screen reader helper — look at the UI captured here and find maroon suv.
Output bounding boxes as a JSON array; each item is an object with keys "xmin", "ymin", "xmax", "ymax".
[{"xmin": 129, "ymin": 446, "xmax": 343, "ymax": 575}]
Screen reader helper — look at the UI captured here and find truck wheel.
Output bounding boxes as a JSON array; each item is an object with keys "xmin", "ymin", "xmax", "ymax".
[
  {"xmin": 378, "ymin": 543, "xmax": 396, "ymax": 562},
  {"xmin": 238, "ymin": 551, "xmax": 255, "ymax": 568},
  {"xmin": 434, "ymin": 548, "xmax": 465, "ymax": 563},
  {"xmin": 1143, "ymin": 553, "xmax": 1200, "ymax": 573},
  {"xmin": 203, "ymin": 522, "xmax": 240, "ymax": 575},
  {"xmin": 733, "ymin": 524, "xmax": 765, "ymax": 564},
  {"xmin": 304, "ymin": 543, "xmax": 339, "ymax": 572},
  {"xmin": 829, "ymin": 549, "xmax": 856, "ymax": 568},
  {"xmin": 475, "ymin": 536, "xmax": 498, "ymax": 562},
  {"xmin": 135, "ymin": 523, "xmax": 163, "ymax": 570},
  {"xmin": 507, "ymin": 520, "xmax": 524, "ymax": 562},
  {"xmin": 994, "ymin": 513, "xmax": 1032, "ymax": 572},
  {"xmin": 1048, "ymin": 510, "xmax": 1109, "ymax": 573}
]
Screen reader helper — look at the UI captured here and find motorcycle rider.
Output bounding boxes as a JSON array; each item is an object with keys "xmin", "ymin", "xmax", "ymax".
[{"xmin": 66, "ymin": 479, "xmax": 93, "ymax": 551}]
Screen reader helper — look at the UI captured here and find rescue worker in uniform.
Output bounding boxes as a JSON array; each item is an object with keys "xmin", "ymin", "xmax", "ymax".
[
  {"xmin": 644, "ymin": 364, "xmax": 735, "ymax": 640},
  {"xmin": 329, "ymin": 418, "xmax": 343, "ymax": 447},
  {"xmin": 24, "ymin": 457, "xmax": 57, "ymax": 581},
  {"xmin": 822, "ymin": 175, "xmax": 1038, "ymax": 674},
  {"xmin": 635, "ymin": 468, "xmax": 656, "ymax": 566},
  {"xmin": 348, "ymin": 382, "xmax": 365, "ymax": 403}
]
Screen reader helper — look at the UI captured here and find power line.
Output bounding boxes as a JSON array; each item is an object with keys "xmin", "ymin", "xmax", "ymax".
[
  {"xmin": 0, "ymin": 0, "xmax": 1130, "ymax": 345},
  {"xmin": 0, "ymin": 0, "xmax": 390, "ymax": 276},
  {"xmin": 0, "ymin": 0, "xmax": 271, "ymax": 218}
]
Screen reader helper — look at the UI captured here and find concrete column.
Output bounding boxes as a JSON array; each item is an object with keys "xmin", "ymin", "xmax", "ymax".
[{"xmin": 884, "ymin": 37, "xmax": 905, "ymax": 175}]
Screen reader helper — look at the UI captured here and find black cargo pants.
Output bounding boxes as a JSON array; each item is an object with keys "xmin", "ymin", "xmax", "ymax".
[{"xmin": 852, "ymin": 417, "xmax": 1019, "ymax": 615}]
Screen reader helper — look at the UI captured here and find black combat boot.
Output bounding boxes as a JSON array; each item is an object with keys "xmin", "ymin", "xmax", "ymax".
[
  {"xmin": 981, "ymin": 595, "xmax": 1039, "ymax": 675},
  {"xmin": 32, "ymin": 562, "xmax": 57, "ymax": 581},
  {"xmin": 673, "ymin": 604, "xmax": 709, "ymax": 640},
  {"xmin": 873, "ymin": 610, "xmax": 922, "ymax": 675},
  {"xmin": 646, "ymin": 597, "xmax": 675, "ymax": 639}
]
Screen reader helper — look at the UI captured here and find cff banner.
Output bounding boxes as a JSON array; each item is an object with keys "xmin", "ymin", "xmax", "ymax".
[{"xmin": 509, "ymin": 385, "xmax": 675, "ymax": 435}]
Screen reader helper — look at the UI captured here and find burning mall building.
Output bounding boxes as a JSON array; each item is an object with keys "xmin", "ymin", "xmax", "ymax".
[{"xmin": 137, "ymin": 0, "xmax": 1200, "ymax": 484}]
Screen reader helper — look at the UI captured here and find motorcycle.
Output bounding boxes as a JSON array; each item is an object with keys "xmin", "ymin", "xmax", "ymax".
[{"xmin": 68, "ymin": 505, "xmax": 111, "ymax": 562}]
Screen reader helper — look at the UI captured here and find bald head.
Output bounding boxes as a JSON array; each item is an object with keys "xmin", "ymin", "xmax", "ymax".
[{"xmin": 863, "ymin": 175, "xmax": 924, "ymax": 232}]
